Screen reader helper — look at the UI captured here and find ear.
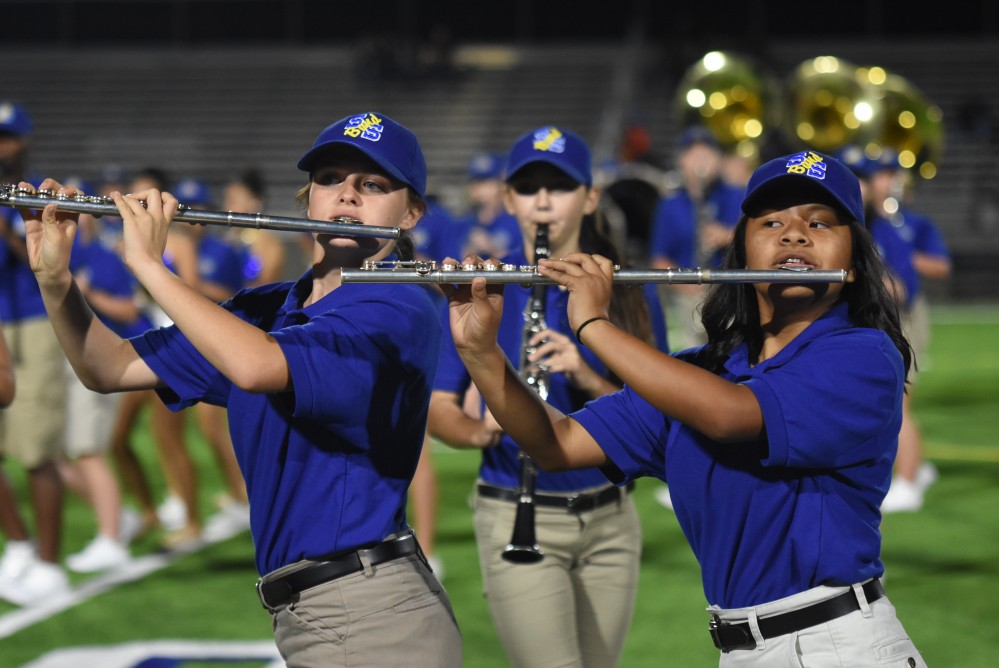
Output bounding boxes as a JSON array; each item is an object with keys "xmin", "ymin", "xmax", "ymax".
[
  {"xmin": 398, "ymin": 196, "xmax": 426, "ymax": 231},
  {"xmin": 501, "ymin": 185, "xmax": 517, "ymax": 215},
  {"xmin": 846, "ymin": 266, "xmax": 857, "ymax": 283},
  {"xmin": 582, "ymin": 186, "xmax": 601, "ymax": 215}
]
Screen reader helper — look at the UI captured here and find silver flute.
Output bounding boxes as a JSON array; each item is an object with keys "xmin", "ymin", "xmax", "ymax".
[
  {"xmin": 0, "ymin": 184, "xmax": 401, "ymax": 240},
  {"xmin": 341, "ymin": 260, "xmax": 849, "ymax": 285}
]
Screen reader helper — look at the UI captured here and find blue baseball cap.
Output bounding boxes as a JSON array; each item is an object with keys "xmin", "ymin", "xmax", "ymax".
[
  {"xmin": 467, "ymin": 152, "xmax": 505, "ymax": 180},
  {"xmin": 505, "ymin": 126, "xmax": 592, "ymax": 187},
  {"xmin": 62, "ymin": 176, "xmax": 93, "ymax": 194},
  {"xmin": 742, "ymin": 150, "xmax": 865, "ymax": 224},
  {"xmin": 0, "ymin": 101, "xmax": 32, "ymax": 137},
  {"xmin": 834, "ymin": 146, "xmax": 876, "ymax": 179},
  {"xmin": 677, "ymin": 125, "xmax": 721, "ymax": 151},
  {"xmin": 297, "ymin": 111, "xmax": 427, "ymax": 198},
  {"xmin": 872, "ymin": 148, "xmax": 900, "ymax": 172},
  {"xmin": 174, "ymin": 178, "xmax": 214, "ymax": 207},
  {"xmin": 99, "ymin": 164, "xmax": 129, "ymax": 189}
]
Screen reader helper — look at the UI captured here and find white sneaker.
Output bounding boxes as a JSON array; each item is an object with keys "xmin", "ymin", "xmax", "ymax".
[
  {"xmin": 66, "ymin": 535, "xmax": 130, "ymax": 573},
  {"xmin": 157, "ymin": 495, "xmax": 188, "ymax": 532},
  {"xmin": 0, "ymin": 560, "xmax": 70, "ymax": 607},
  {"xmin": 0, "ymin": 540, "xmax": 37, "ymax": 583},
  {"xmin": 118, "ymin": 507, "xmax": 145, "ymax": 545},
  {"xmin": 201, "ymin": 501, "xmax": 251, "ymax": 542},
  {"xmin": 916, "ymin": 461, "xmax": 938, "ymax": 491},
  {"xmin": 654, "ymin": 485, "xmax": 675, "ymax": 512},
  {"xmin": 881, "ymin": 477, "xmax": 924, "ymax": 513}
]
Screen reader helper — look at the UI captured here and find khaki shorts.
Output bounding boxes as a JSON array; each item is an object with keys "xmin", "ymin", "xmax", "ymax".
[
  {"xmin": 64, "ymin": 361, "xmax": 121, "ymax": 459},
  {"xmin": 0, "ymin": 318, "xmax": 68, "ymax": 469}
]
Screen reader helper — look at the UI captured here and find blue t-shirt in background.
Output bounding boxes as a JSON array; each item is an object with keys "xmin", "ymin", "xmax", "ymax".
[
  {"xmin": 0, "ymin": 207, "xmax": 47, "ymax": 322},
  {"xmin": 870, "ymin": 216, "xmax": 920, "ymax": 307},
  {"xmin": 648, "ymin": 179, "xmax": 745, "ymax": 269},
  {"xmin": 70, "ymin": 234, "xmax": 154, "ymax": 338}
]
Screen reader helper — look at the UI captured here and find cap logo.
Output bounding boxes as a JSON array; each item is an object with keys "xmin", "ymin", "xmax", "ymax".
[
  {"xmin": 0, "ymin": 103, "xmax": 14, "ymax": 124},
  {"xmin": 343, "ymin": 113, "xmax": 384, "ymax": 141},
  {"xmin": 785, "ymin": 151, "xmax": 827, "ymax": 180},
  {"xmin": 532, "ymin": 127, "xmax": 566, "ymax": 154}
]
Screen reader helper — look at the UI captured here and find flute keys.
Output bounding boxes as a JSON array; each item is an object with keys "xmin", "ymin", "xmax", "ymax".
[{"xmin": 414, "ymin": 260, "xmax": 436, "ymax": 275}]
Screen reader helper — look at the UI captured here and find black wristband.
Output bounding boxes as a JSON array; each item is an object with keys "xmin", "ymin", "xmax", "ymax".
[{"xmin": 575, "ymin": 316, "xmax": 609, "ymax": 343}]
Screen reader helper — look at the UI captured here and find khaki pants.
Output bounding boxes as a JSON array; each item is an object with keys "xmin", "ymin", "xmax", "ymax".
[
  {"xmin": 264, "ymin": 551, "xmax": 462, "ymax": 667},
  {"xmin": 474, "ymin": 487, "xmax": 642, "ymax": 668},
  {"xmin": 711, "ymin": 581, "xmax": 926, "ymax": 667}
]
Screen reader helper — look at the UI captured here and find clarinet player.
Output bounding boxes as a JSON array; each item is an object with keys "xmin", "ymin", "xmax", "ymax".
[{"xmin": 428, "ymin": 126, "xmax": 669, "ymax": 667}]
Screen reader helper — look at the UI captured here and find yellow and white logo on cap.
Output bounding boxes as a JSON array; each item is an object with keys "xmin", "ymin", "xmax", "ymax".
[
  {"xmin": 785, "ymin": 151, "xmax": 827, "ymax": 179},
  {"xmin": 343, "ymin": 112, "xmax": 385, "ymax": 141},
  {"xmin": 532, "ymin": 127, "xmax": 566, "ymax": 153}
]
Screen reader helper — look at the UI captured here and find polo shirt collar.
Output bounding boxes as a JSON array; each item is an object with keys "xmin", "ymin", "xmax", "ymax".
[{"xmin": 723, "ymin": 301, "xmax": 853, "ymax": 377}]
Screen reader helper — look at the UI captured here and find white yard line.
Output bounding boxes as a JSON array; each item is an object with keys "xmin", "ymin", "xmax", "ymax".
[
  {"xmin": 0, "ymin": 522, "xmax": 245, "ymax": 639},
  {"xmin": 22, "ymin": 639, "xmax": 282, "ymax": 668}
]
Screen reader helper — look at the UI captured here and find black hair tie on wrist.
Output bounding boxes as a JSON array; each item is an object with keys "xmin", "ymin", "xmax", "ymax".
[{"xmin": 575, "ymin": 316, "xmax": 609, "ymax": 343}]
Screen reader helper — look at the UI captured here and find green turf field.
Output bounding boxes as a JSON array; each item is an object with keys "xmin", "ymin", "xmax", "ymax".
[{"xmin": 1, "ymin": 303, "xmax": 997, "ymax": 666}]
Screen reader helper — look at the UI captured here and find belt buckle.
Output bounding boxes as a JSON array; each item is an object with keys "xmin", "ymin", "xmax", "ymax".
[
  {"xmin": 565, "ymin": 491, "xmax": 582, "ymax": 511},
  {"xmin": 709, "ymin": 614, "xmax": 756, "ymax": 653},
  {"xmin": 256, "ymin": 578, "xmax": 294, "ymax": 610},
  {"xmin": 255, "ymin": 580, "xmax": 270, "ymax": 610}
]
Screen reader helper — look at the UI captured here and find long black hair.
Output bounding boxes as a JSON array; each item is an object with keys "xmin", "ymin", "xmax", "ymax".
[{"xmin": 694, "ymin": 212, "xmax": 913, "ymax": 379}]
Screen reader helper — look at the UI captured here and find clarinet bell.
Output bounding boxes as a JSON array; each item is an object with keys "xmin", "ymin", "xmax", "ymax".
[{"xmin": 502, "ymin": 500, "xmax": 544, "ymax": 564}]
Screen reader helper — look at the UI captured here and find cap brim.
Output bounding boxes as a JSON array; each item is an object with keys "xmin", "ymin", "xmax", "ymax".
[
  {"xmin": 297, "ymin": 141, "xmax": 413, "ymax": 192},
  {"xmin": 742, "ymin": 174, "xmax": 860, "ymax": 223},
  {"xmin": 506, "ymin": 157, "xmax": 589, "ymax": 187}
]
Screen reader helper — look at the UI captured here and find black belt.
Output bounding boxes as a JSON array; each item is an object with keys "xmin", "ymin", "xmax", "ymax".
[
  {"xmin": 709, "ymin": 579, "xmax": 886, "ymax": 652},
  {"xmin": 477, "ymin": 481, "xmax": 634, "ymax": 513},
  {"xmin": 256, "ymin": 534, "xmax": 418, "ymax": 609}
]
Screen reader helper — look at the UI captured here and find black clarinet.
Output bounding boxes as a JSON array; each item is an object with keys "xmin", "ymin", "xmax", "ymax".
[{"xmin": 502, "ymin": 224, "xmax": 550, "ymax": 564}]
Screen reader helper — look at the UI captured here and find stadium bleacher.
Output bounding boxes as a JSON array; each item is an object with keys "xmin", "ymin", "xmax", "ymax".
[{"xmin": 3, "ymin": 38, "xmax": 997, "ymax": 298}]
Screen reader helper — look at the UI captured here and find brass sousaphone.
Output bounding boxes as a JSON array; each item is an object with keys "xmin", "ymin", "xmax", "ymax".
[
  {"xmin": 674, "ymin": 50, "xmax": 782, "ymax": 165},
  {"xmin": 785, "ymin": 57, "xmax": 944, "ymax": 180},
  {"xmin": 784, "ymin": 55, "xmax": 882, "ymax": 154},
  {"xmin": 861, "ymin": 67, "xmax": 945, "ymax": 180}
]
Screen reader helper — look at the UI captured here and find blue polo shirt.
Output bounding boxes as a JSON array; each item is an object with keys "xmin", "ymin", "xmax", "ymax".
[
  {"xmin": 893, "ymin": 208, "xmax": 949, "ymax": 259},
  {"xmin": 454, "ymin": 210, "xmax": 523, "ymax": 260},
  {"xmin": 412, "ymin": 196, "xmax": 463, "ymax": 262},
  {"xmin": 435, "ymin": 249, "xmax": 669, "ymax": 492},
  {"xmin": 573, "ymin": 302, "xmax": 903, "ymax": 609},
  {"xmin": 0, "ymin": 207, "xmax": 47, "ymax": 322},
  {"xmin": 130, "ymin": 272, "xmax": 441, "ymax": 575},
  {"xmin": 648, "ymin": 180, "xmax": 744, "ymax": 268},
  {"xmin": 70, "ymin": 235, "xmax": 154, "ymax": 338},
  {"xmin": 870, "ymin": 216, "xmax": 920, "ymax": 307},
  {"xmin": 198, "ymin": 234, "xmax": 246, "ymax": 297}
]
